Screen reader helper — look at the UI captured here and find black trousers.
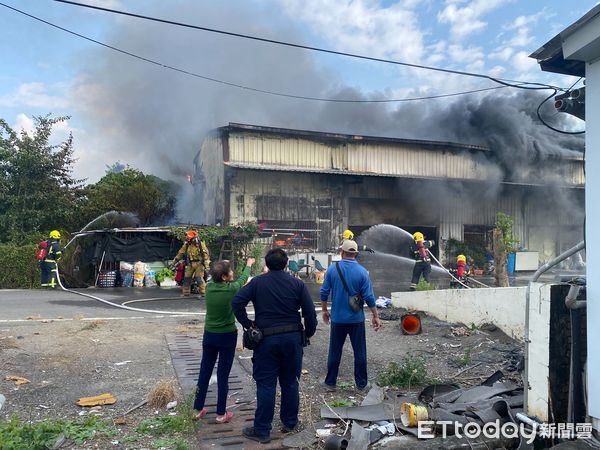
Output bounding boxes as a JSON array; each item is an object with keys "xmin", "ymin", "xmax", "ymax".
[
  {"xmin": 40, "ymin": 260, "xmax": 58, "ymax": 288},
  {"xmin": 410, "ymin": 262, "xmax": 431, "ymax": 290}
]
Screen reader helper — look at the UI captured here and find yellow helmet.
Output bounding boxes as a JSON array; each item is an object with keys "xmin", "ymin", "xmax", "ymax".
[
  {"xmin": 49, "ymin": 230, "xmax": 61, "ymax": 239},
  {"xmin": 413, "ymin": 231, "xmax": 424, "ymax": 241},
  {"xmin": 341, "ymin": 229, "xmax": 354, "ymax": 240},
  {"xmin": 457, "ymin": 254, "xmax": 466, "ymax": 263}
]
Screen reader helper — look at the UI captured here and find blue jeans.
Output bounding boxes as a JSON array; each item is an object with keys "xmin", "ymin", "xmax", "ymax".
[
  {"xmin": 325, "ymin": 322, "xmax": 368, "ymax": 389},
  {"xmin": 252, "ymin": 332, "xmax": 303, "ymax": 438},
  {"xmin": 193, "ymin": 330, "xmax": 237, "ymax": 415}
]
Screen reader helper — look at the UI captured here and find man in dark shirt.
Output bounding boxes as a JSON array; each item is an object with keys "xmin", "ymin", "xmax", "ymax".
[{"xmin": 233, "ymin": 248, "xmax": 317, "ymax": 444}]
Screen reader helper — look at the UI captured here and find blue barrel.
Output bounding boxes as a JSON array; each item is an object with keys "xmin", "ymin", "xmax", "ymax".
[{"xmin": 507, "ymin": 253, "xmax": 516, "ymax": 273}]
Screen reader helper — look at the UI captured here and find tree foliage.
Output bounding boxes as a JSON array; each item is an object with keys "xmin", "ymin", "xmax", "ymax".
[
  {"xmin": 79, "ymin": 167, "xmax": 177, "ymax": 227},
  {"xmin": 0, "ymin": 116, "xmax": 83, "ymax": 243}
]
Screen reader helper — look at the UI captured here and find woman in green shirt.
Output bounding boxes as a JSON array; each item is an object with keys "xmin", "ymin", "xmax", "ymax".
[{"xmin": 194, "ymin": 258, "xmax": 255, "ymax": 423}]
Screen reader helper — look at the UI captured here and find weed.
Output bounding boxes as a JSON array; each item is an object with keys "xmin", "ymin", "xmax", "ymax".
[
  {"xmin": 0, "ymin": 415, "xmax": 111, "ymax": 450},
  {"xmin": 327, "ymin": 399, "xmax": 354, "ymax": 408},
  {"xmin": 336, "ymin": 381, "xmax": 354, "ymax": 390},
  {"xmin": 469, "ymin": 322, "xmax": 479, "ymax": 331},
  {"xmin": 137, "ymin": 393, "xmax": 195, "ymax": 438},
  {"xmin": 151, "ymin": 437, "xmax": 189, "ymax": 449},
  {"xmin": 415, "ymin": 279, "xmax": 433, "ymax": 291},
  {"xmin": 454, "ymin": 348, "xmax": 472, "ymax": 367},
  {"xmin": 79, "ymin": 320, "xmax": 107, "ymax": 331},
  {"xmin": 377, "ymin": 353, "xmax": 433, "ymax": 389}
]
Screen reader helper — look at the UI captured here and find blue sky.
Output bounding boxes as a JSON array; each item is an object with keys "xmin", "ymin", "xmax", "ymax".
[{"xmin": 0, "ymin": 0, "xmax": 596, "ymax": 182}]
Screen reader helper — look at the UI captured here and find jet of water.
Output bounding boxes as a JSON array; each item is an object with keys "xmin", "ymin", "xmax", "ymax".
[{"xmin": 79, "ymin": 211, "xmax": 140, "ymax": 233}]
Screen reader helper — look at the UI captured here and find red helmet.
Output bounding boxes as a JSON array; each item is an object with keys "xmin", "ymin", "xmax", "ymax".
[{"xmin": 186, "ymin": 230, "xmax": 198, "ymax": 241}]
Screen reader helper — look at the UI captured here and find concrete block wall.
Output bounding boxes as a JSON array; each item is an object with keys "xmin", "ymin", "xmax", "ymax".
[{"xmin": 391, "ymin": 287, "xmax": 527, "ymax": 340}]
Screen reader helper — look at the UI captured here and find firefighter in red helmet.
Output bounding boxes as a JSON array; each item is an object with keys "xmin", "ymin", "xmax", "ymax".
[{"xmin": 172, "ymin": 229, "xmax": 211, "ymax": 297}]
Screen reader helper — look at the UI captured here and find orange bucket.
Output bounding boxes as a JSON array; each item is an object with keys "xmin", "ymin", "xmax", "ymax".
[{"xmin": 401, "ymin": 313, "xmax": 422, "ymax": 335}]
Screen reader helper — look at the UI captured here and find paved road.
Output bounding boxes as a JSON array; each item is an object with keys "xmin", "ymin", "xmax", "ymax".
[{"xmin": 0, "ymin": 287, "xmax": 205, "ymax": 323}]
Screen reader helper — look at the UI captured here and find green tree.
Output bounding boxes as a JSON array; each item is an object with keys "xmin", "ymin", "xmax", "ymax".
[
  {"xmin": 79, "ymin": 167, "xmax": 177, "ymax": 227},
  {"xmin": 0, "ymin": 116, "xmax": 83, "ymax": 243}
]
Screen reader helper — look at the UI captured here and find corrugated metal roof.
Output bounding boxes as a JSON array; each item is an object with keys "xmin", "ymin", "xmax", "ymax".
[
  {"xmin": 224, "ymin": 162, "xmax": 583, "ymax": 189},
  {"xmin": 223, "ymin": 122, "xmax": 490, "ymax": 153}
]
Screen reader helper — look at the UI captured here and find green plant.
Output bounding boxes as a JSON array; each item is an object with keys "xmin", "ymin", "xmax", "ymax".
[
  {"xmin": 454, "ymin": 348, "xmax": 472, "ymax": 367},
  {"xmin": 444, "ymin": 238, "xmax": 487, "ymax": 268},
  {"xmin": 0, "ymin": 415, "xmax": 111, "ymax": 450},
  {"xmin": 495, "ymin": 212, "xmax": 520, "ymax": 253},
  {"xmin": 327, "ymin": 399, "xmax": 354, "ymax": 408},
  {"xmin": 155, "ymin": 268, "xmax": 175, "ymax": 284},
  {"xmin": 0, "ymin": 243, "xmax": 40, "ymax": 289},
  {"xmin": 137, "ymin": 392, "xmax": 196, "ymax": 437},
  {"xmin": 415, "ymin": 279, "xmax": 433, "ymax": 291},
  {"xmin": 337, "ymin": 381, "xmax": 354, "ymax": 389},
  {"xmin": 151, "ymin": 437, "xmax": 189, "ymax": 450},
  {"xmin": 377, "ymin": 354, "xmax": 432, "ymax": 389}
]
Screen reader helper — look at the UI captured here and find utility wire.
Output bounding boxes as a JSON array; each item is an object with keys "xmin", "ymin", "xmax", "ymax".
[
  {"xmin": 0, "ymin": 1, "xmax": 514, "ymax": 103},
  {"xmin": 53, "ymin": 0, "xmax": 562, "ymax": 92}
]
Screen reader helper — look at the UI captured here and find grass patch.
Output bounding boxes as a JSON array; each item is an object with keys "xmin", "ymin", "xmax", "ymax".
[
  {"xmin": 327, "ymin": 399, "xmax": 354, "ymax": 408},
  {"xmin": 415, "ymin": 279, "xmax": 433, "ymax": 291},
  {"xmin": 0, "ymin": 415, "xmax": 112, "ymax": 450},
  {"xmin": 377, "ymin": 353, "xmax": 435, "ymax": 389},
  {"xmin": 151, "ymin": 437, "xmax": 189, "ymax": 449},
  {"xmin": 336, "ymin": 381, "xmax": 354, "ymax": 390},
  {"xmin": 79, "ymin": 320, "xmax": 107, "ymax": 331}
]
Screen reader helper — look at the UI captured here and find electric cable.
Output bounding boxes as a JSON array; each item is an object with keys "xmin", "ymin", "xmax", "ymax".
[
  {"xmin": 536, "ymin": 89, "xmax": 585, "ymax": 135},
  {"xmin": 0, "ymin": 2, "xmax": 517, "ymax": 104},
  {"xmin": 51, "ymin": 0, "xmax": 564, "ymax": 92}
]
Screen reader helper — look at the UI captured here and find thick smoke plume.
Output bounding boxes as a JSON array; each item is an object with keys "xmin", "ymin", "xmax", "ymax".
[{"xmin": 73, "ymin": 1, "xmax": 584, "ymax": 224}]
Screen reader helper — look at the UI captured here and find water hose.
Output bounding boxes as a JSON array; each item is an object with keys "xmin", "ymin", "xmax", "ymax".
[
  {"xmin": 426, "ymin": 250, "xmax": 472, "ymax": 289},
  {"xmin": 55, "ymin": 264, "xmax": 203, "ymax": 316}
]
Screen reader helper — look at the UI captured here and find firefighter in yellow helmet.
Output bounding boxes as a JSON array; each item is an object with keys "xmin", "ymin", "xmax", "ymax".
[
  {"xmin": 339, "ymin": 229, "xmax": 375, "ymax": 253},
  {"xmin": 409, "ymin": 231, "xmax": 435, "ymax": 290},
  {"xmin": 39, "ymin": 230, "xmax": 63, "ymax": 288},
  {"xmin": 173, "ymin": 229, "xmax": 211, "ymax": 297}
]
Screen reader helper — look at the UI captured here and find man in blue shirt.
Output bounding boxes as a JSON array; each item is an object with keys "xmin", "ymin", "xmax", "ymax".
[
  {"xmin": 320, "ymin": 239, "xmax": 381, "ymax": 391},
  {"xmin": 233, "ymin": 248, "xmax": 317, "ymax": 444}
]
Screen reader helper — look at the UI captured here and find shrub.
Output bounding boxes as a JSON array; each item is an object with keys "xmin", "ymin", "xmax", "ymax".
[
  {"xmin": 377, "ymin": 353, "xmax": 433, "ymax": 389},
  {"xmin": 0, "ymin": 244, "xmax": 40, "ymax": 289}
]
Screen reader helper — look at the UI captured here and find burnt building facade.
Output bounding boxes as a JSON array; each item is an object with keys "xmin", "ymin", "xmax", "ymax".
[{"xmin": 193, "ymin": 123, "xmax": 584, "ymax": 263}]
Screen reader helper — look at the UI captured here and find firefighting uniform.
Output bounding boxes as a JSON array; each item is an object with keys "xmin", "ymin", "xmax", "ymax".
[
  {"xmin": 174, "ymin": 240, "xmax": 210, "ymax": 296},
  {"xmin": 409, "ymin": 240, "xmax": 434, "ymax": 290},
  {"xmin": 40, "ymin": 239, "xmax": 63, "ymax": 288}
]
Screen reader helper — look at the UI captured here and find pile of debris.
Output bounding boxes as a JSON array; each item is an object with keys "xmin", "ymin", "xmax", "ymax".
[{"xmin": 284, "ymin": 371, "xmax": 552, "ymax": 449}]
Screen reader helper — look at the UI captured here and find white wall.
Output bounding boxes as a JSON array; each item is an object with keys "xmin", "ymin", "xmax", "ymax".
[
  {"xmin": 526, "ymin": 283, "xmax": 552, "ymax": 421},
  {"xmin": 585, "ymin": 55, "xmax": 600, "ymax": 423},
  {"xmin": 391, "ymin": 287, "xmax": 527, "ymax": 340}
]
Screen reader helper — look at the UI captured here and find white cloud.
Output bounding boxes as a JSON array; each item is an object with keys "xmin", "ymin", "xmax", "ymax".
[
  {"xmin": 437, "ymin": 0, "xmax": 508, "ymax": 40},
  {"xmin": 511, "ymin": 50, "xmax": 538, "ymax": 73},
  {"xmin": 14, "ymin": 113, "xmax": 35, "ymax": 137},
  {"xmin": 0, "ymin": 82, "xmax": 69, "ymax": 109},
  {"xmin": 489, "ymin": 47, "xmax": 513, "ymax": 61},
  {"xmin": 280, "ymin": 0, "xmax": 425, "ymax": 63}
]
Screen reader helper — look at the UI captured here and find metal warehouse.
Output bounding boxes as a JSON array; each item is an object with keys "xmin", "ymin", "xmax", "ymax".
[{"xmin": 193, "ymin": 123, "xmax": 584, "ymax": 263}]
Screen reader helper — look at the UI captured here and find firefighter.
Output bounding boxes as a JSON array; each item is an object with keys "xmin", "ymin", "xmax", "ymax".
[
  {"xmin": 450, "ymin": 254, "xmax": 470, "ymax": 288},
  {"xmin": 40, "ymin": 230, "xmax": 63, "ymax": 288},
  {"xmin": 173, "ymin": 230, "xmax": 211, "ymax": 297},
  {"xmin": 409, "ymin": 231, "xmax": 435, "ymax": 290},
  {"xmin": 339, "ymin": 229, "xmax": 375, "ymax": 253}
]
